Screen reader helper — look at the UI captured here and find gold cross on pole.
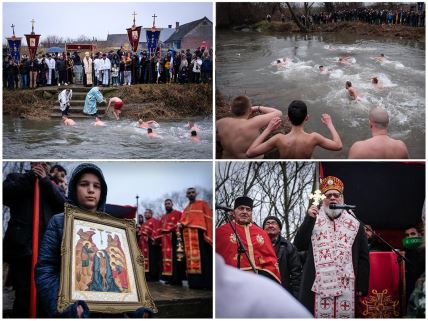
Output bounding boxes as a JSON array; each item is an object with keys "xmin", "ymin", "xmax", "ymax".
[
  {"xmin": 132, "ymin": 11, "xmax": 137, "ymax": 26},
  {"xmin": 31, "ymin": 18, "xmax": 35, "ymax": 34},
  {"xmin": 152, "ymin": 13, "xmax": 157, "ymax": 28},
  {"xmin": 309, "ymin": 189, "xmax": 326, "ymax": 206}
]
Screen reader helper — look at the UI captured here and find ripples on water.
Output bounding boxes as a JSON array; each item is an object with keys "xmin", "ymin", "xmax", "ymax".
[
  {"xmin": 217, "ymin": 32, "xmax": 425, "ymax": 158},
  {"xmin": 3, "ymin": 118, "xmax": 213, "ymax": 159}
]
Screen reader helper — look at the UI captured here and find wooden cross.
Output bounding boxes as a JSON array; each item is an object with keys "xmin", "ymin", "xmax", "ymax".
[
  {"xmin": 31, "ymin": 18, "xmax": 35, "ymax": 34},
  {"xmin": 152, "ymin": 13, "xmax": 157, "ymax": 28},
  {"xmin": 132, "ymin": 11, "xmax": 137, "ymax": 26},
  {"xmin": 309, "ymin": 189, "xmax": 326, "ymax": 206}
]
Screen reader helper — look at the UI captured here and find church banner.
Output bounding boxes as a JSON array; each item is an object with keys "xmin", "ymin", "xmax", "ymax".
[
  {"xmin": 7, "ymin": 37, "xmax": 22, "ymax": 62},
  {"xmin": 357, "ymin": 252, "xmax": 404, "ymax": 318},
  {"xmin": 126, "ymin": 26, "xmax": 142, "ymax": 52},
  {"xmin": 25, "ymin": 34, "xmax": 41, "ymax": 60},
  {"xmin": 146, "ymin": 30, "xmax": 161, "ymax": 57}
]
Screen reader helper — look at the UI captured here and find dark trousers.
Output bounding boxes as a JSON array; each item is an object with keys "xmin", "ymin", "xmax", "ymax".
[{"xmin": 9, "ymin": 256, "xmax": 32, "ymax": 317}]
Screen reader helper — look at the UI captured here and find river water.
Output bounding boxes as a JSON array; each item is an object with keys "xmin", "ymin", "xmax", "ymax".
[
  {"xmin": 216, "ymin": 31, "xmax": 425, "ymax": 159},
  {"xmin": 3, "ymin": 117, "xmax": 213, "ymax": 159}
]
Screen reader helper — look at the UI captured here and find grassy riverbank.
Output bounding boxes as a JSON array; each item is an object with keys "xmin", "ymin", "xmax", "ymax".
[{"xmin": 3, "ymin": 83, "xmax": 212, "ymax": 120}]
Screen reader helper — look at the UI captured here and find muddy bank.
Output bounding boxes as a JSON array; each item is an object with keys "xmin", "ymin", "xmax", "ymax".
[
  {"xmin": 233, "ymin": 21, "xmax": 425, "ymax": 43},
  {"xmin": 3, "ymin": 83, "xmax": 213, "ymax": 120}
]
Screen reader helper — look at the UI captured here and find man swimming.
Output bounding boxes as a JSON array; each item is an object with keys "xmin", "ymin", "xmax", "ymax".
[
  {"xmin": 138, "ymin": 119, "xmax": 159, "ymax": 129},
  {"xmin": 62, "ymin": 115, "xmax": 76, "ymax": 126},
  {"xmin": 346, "ymin": 81, "xmax": 361, "ymax": 100},
  {"xmin": 190, "ymin": 130, "xmax": 200, "ymax": 142},
  {"xmin": 147, "ymin": 128, "xmax": 156, "ymax": 138}
]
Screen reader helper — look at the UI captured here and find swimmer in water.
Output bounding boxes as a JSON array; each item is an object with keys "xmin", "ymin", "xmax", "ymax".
[
  {"xmin": 94, "ymin": 117, "xmax": 106, "ymax": 126},
  {"xmin": 137, "ymin": 118, "xmax": 159, "ymax": 129},
  {"xmin": 147, "ymin": 127, "xmax": 157, "ymax": 138},
  {"xmin": 338, "ymin": 56, "xmax": 352, "ymax": 65},
  {"xmin": 345, "ymin": 81, "xmax": 361, "ymax": 100},
  {"xmin": 319, "ymin": 65, "xmax": 329, "ymax": 74},
  {"xmin": 370, "ymin": 76, "xmax": 383, "ymax": 89},
  {"xmin": 190, "ymin": 130, "xmax": 200, "ymax": 142},
  {"xmin": 276, "ymin": 58, "xmax": 289, "ymax": 70},
  {"xmin": 187, "ymin": 121, "xmax": 200, "ymax": 132},
  {"xmin": 62, "ymin": 115, "xmax": 76, "ymax": 126},
  {"xmin": 372, "ymin": 53, "xmax": 385, "ymax": 62}
]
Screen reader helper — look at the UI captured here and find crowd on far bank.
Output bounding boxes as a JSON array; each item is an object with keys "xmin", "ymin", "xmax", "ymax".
[
  {"xmin": 3, "ymin": 46, "xmax": 213, "ymax": 90},
  {"xmin": 303, "ymin": 7, "xmax": 425, "ymax": 27}
]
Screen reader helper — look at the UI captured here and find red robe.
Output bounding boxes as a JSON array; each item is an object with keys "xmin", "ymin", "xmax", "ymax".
[
  {"xmin": 179, "ymin": 200, "xmax": 213, "ymax": 274},
  {"xmin": 216, "ymin": 222, "xmax": 281, "ymax": 283},
  {"xmin": 138, "ymin": 217, "xmax": 159, "ymax": 272},
  {"xmin": 156, "ymin": 210, "xmax": 182, "ymax": 276}
]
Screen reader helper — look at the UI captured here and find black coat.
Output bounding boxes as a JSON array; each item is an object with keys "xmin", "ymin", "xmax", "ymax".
[
  {"xmin": 293, "ymin": 214, "xmax": 370, "ymax": 315},
  {"xmin": 3, "ymin": 171, "xmax": 66, "ymax": 261},
  {"xmin": 272, "ymin": 236, "xmax": 302, "ymax": 298}
]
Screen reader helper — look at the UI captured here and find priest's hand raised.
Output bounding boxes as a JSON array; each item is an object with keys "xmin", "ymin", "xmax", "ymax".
[{"xmin": 307, "ymin": 204, "xmax": 319, "ymax": 218}]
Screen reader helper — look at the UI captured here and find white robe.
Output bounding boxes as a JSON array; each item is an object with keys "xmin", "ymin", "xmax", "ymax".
[
  {"xmin": 83, "ymin": 57, "xmax": 93, "ymax": 85},
  {"xmin": 46, "ymin": 58, "xmax": 56, "ymax": 84},
  {"xmin": 99, "ymin": 58, "xmax": 111, "ymax": 85},
  {"xmin": 58, "ymin": 89, "xmax": 73, "ymax": 111},
  {"xmin": 93, "ymin": 58, "xmax": 101, "ymax": 81}
]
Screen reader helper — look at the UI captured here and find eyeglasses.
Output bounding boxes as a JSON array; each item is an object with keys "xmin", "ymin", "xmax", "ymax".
[{"xmin": 325, "ymin": 192, "xmax": 342, "ymax": 199}]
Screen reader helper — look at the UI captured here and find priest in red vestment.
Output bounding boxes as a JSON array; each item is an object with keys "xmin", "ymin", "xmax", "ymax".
[
  {"xmin": 138, "ymin": 209, "xmax": 160, "ymax": 281},
  {"xmin": 156, "ymin": 198, "xmax": 185, "ymax": 285},
  {"xmin": 216, "ymin": 196, "xmax": 281, "ymax": 284},
  {"xmin": 179, "ymin": 187, "xmax": 213, "ymax": 289}
]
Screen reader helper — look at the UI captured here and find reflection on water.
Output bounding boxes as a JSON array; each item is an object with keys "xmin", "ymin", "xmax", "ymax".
[
  {"xmin": 3, "ymin": 117, "xmax": 213, "ymax": 159},
  {"xmin": 217, "ymin": 31, "xmax": 425, "ymax": 159}
]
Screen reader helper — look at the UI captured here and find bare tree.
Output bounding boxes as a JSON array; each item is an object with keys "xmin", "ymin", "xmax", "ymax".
[{"xmin": 216, "ymin": 162, "xmax": 316, "ymax": 240}]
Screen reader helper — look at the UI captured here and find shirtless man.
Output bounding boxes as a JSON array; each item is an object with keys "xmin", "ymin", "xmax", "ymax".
[
  {"xmin": 346, "ymin": 81, "xmax": 360, "ymax": 100},
  {"xmin": 319, "ymin": 65, "xmax": 329, "ymax": 74},
  {"xmin": 94, "ymin": 117, "xmax": 106, "ymax": 126},
  {"xmin": 372, "ymin": 53, "xmax": 385, "ymax": 62},
  {"xmin": 105, "ymin": 97, "xmax": 123, "ymax": 120},
  {"xmin": 348, "ymin": 107, "xmax": 409, "ymax": 159},
  {"xmin": 147, "ymin": 128, "xmax": 156, "ymax": 138},
  {"xmin": 246, "ymin": 100, "xmax": 342, "ymax": 159},
  {"xmin": 370, "ymin": 77, "xmax": 383, "ymax": 90},
  {"xmin": 216, "ymin": 95, "xmax": 283, "ymax": 158},
  {"xmin": 276, "ymin": 58, "xmax": 289, "ymax": 70},
  {"xmin": 137, "ymin": 118, "xmax": 159, "ymax": 129},
  {"xmin": 190, "ymin": 130, "xmax": 200, "ymax": 142},
  {"xmin": 338, "ymin": 56, "xmax": 352, "ymax": 65},
  {"xmin": 62, "ymin": 115, "xmax": 76, "ymax": 126}
]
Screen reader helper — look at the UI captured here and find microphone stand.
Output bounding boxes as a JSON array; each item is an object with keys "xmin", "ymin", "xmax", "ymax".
[
  {"xmin": 346, "ymin": 209, "xmax": 415, "ymax": 268},
  {"xmin": 217, "ymin": 208, "xmax": 258, "ymax": 274}
]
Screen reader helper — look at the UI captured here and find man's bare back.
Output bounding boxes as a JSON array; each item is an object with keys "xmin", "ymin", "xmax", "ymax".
[
  {"xmin": 348, "ymin": 136, "xmax": 409, "ymax": 159},
  {"xmin": 269, "ymin": 132, "xmax": 327, "ymax": 159},
  {"xmin": 216, "ymin": 105, "xmax": 282, "ymax": 159}
]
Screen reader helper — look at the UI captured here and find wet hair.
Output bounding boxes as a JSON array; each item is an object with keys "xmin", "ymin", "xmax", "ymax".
[
  {"xmin": 277, "ymin": 59, "xmax": 281, "ymax": 63},
  {"xmin": 148, "ymin": 128, "xmax": 153, "ymax": 133},
  {"xmin": 191, "ymin": 130, "xmax": 197, "ymax": 136},
  {"xmin": 288, "ymin": 100, "xmax": 308, "ymax": 126},
  {"xmin": 50, "ymin": 164, "xmax": 67, "ymax": 175},
  {"xmin": 231, "ymin": 96, "xmax": 251, "ymax": 116},
  {"xmin": 380, "ymin": 53, "xmax": 384, "ymax": 57},
  {"xmin": 346, "ymin": 81, "xmax": 352, "ymax": 88},
  {"xmin": 319, "ymin": 65, "xmax": 324, "ymax": 70},
  {"xmin": 372, "ymin": 77, "xmax": 378, "ymax": 84}
]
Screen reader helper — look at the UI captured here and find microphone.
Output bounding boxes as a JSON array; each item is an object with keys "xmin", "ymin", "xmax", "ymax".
[
  {"xmin": 215, "ymin": 204, "xmax": 233, "ymax": 212},
  {"xmin": 329, "ymin": 204, "xmax": 356, "ymax": 210}
]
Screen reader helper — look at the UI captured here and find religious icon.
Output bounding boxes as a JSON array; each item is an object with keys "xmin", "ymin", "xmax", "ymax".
[
  {"xmin": 58, "ymin": 204, "xmax": 157, "ymax": 314},
  {"xmin": 132, "ymin": 30, "xmax": 139, "ymax": 40},
  {"xmin": 30, "ymin": 38, "xmax": 35, "ymax": 47}
]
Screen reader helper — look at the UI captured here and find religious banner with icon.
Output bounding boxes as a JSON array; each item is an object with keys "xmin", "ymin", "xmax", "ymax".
[
  {"xmin": 7, "ymin": 37, "xmax": 21, "ymax": 62},
  {"xmin": 356, "ymin": 251, "xmax": 405, "ymax": 318},
  {"xmin": 146, "ymin": 30, "xmax": 161, "ymax": 57},
  {"xmin": 127, "ymin": 26, "xmax": 142, "ymax": 52},
  {"xmin": 25, "ymin": 34, "xmax": 41, "ymax": 60}
]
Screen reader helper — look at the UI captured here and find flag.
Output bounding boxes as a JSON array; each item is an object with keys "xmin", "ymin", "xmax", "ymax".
[
  {"xmin": 7, "ymin": 37, "xmax": 22, "ymax": 62},
  {"xmin": 126, "ymin": 26, "xmax": 142, "ymax": 52},
  {"xmin": 25, "ymin": 34, "xmax": 41, "ymax": 60},
  {"xmin": 146, "ymin": 30, "xmax": 161, "ymax": 57}
]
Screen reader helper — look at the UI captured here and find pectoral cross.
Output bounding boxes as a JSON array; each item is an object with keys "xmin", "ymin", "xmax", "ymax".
[
  {"xmin": 31, "ymin": 18, "xmax": 35, "ymax": 34},
  {"xmin": 152, "ymin": 13, "xmax": 157, "ymax": 28},
  {"xmin": 132, "ymin": 11, "xmax": 137, "ymax": 26},
  {"xmin": 309, "ymin": 189, "xmax": 326, "ymax": 206}
]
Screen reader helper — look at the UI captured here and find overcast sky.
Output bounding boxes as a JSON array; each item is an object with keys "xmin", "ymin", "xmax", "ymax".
[
  {"xmin": 3, "ymin": 2, "xmax": 213, "ymax": 42},
  {"xmin": 91, "ymin": 161, "xmax": 213, "ymax": 206}
]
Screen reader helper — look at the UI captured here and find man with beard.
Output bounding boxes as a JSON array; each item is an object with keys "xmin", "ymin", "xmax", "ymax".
[
  {"xmin": 138, "ymin": 209, "xmax": 160, "ymax": 281},
  {"xmin": 156, "ymin": 199, "xmax": 184, "ymax": 285},
  {"xmin": 216, "ymin": 196, "xmax": 281, "ymax": 284},
  {"xmin": 179, "ymin": 188, "xmax": 213, "ymax": 289},
  {"xmin": 294, "ymin": 176, "xmax": 369, "ymax": 318}
]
